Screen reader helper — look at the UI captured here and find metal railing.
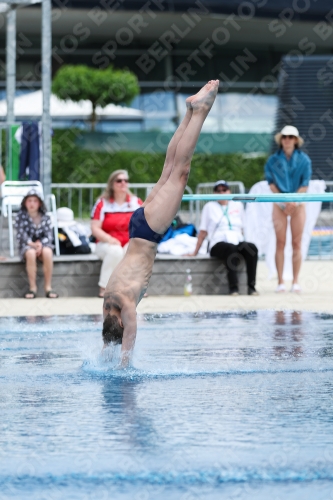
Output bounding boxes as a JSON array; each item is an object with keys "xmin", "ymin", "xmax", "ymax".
[
  {"xmin": 51, "ymin": 182, "xmax": 194, "ymax": 221},
  {"xmin": 307, "ymin": 181, "xmax": 333, "ymax": 260},
  {"xmin": 195, "ymin": 181, "xmax": 245, "ymax": 228}
]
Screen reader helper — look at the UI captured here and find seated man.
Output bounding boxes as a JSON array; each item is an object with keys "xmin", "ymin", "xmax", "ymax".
[
  {"xmin": 102, "ymin": 80, "xmax": 219, "ymax": 366},
  {"xmin": 188, "ymin": 180, "xmax": 259, "ymax": 296}
]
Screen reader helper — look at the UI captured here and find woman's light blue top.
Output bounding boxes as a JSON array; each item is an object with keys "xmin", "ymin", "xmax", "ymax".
[{"xmin": 264, "ymin": 149, "xmax": 312, "ymax": 193}]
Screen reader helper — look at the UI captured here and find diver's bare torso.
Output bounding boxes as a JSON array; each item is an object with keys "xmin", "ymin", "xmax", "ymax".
[{"xmin": 103, "ymin": 237, "xmax": 157, "ymax": 310}]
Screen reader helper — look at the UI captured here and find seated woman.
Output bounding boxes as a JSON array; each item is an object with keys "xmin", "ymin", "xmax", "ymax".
[
  {"xmin": 188, "ymin": 180, "xmax": 259, "ymax": 295},
  {"xmin": 15, "ymin": 189, "xmax": 58, "ymax": 298},
  {"xmin": 91, "ymin": 170, "xmax": 143, "ymax": 298}
]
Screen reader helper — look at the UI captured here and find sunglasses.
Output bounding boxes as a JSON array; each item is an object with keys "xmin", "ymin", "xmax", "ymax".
[
  {"xmin": 282, "ymin": 135, "xmax": 296, "ymax": 139},
  {"xmin": 115, "ymin": 178, "xmax": 129, "ymax": 184}
]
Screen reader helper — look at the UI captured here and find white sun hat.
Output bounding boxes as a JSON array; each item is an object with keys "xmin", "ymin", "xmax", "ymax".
[
  {"xmin": 56, "ymin": 207, "xmax": 76, "ymax": 228},
  {"xmin": 274, "ymin": 125, "xmax": 304, "ymax": 146}
]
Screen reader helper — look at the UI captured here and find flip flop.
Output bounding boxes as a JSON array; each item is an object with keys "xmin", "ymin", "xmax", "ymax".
[
  {"xmin": 25, "ymin": 290, "xmax": 37, "ymax": 299},
  {"xmin": 45, "ymin": 290, "xmax": 59, "ymax": 299}
]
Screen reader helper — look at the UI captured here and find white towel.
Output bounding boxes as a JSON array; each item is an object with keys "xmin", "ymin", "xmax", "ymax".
[
  {"xmin": 244, "ymin": 180, "xmax": 326, "ymax": 280},
  {"xmin": 157, "ymin": 233, "xmax": 208, "ymax": 256}
]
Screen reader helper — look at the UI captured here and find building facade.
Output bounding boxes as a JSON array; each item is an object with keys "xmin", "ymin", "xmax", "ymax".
[{"xmin": 0, "ymin": 0, "xmax": 332, "ymax": 141}]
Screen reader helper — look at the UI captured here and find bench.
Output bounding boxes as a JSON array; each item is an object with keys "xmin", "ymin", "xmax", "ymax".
[{"xmin": 0, "ymin": 254, "xmax": 247, "ymax": 298}]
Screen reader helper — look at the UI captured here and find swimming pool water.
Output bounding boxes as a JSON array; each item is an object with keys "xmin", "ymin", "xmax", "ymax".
[
  {"xmin": 1, "ymin": 311, "xmax": 333, "ymax": 500},
  {"xmin": 308, "ymin": 235, "xmax": 333, "ymax": 257}
]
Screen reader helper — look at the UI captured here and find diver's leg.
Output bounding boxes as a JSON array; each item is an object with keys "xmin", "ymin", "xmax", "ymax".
[
  {"xmin": 143, "ymin": 107, "xmax": 192, "ymax": 206},
  {"xmin": 144, "ymin": 80, "xmax": 219, "ymax": 234},
  {"xmin": 144, "ymin": 83, "xmax": 214, "ymax": 205}
]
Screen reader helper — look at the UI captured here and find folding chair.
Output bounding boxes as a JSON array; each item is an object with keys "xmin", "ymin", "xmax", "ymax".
[{"xmin": 0, "ymin": 180, "xmax": 60, "ymax": 257}]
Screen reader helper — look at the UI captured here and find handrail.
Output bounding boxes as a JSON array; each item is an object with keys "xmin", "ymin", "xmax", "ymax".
[{"xmin": 182, "ymin": 193, "xmax": 333, "ymax": 202}]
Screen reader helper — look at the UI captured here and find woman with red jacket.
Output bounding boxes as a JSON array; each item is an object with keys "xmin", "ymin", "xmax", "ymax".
[{"xmin": 91, "ymin": 170, "xmax": 143, "ymax": 297}]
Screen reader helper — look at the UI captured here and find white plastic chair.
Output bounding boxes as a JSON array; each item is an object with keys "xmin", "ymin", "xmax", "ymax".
[{"xmin": 0, "ymin": 180, "xmax": 60, "ymax": 257}]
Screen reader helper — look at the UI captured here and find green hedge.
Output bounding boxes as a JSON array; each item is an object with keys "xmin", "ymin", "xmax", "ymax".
[{"xmin": 52, "ymin": 129, "xmax": 267, "ymax": 190}]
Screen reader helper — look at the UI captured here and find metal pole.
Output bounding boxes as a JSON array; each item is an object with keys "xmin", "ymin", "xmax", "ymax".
[
  {"xmin": 41, "ymin": 0, "xmax": 51, "ymax": 198},
  {"xmin": 6, "ymin": 6, "xmax": 16, "ymax": 180}
]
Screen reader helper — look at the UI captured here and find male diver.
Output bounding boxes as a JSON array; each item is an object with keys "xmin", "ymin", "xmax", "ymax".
[{"xmin": 102, "ymin": 80, "xmax": 219, "ymax": 366}]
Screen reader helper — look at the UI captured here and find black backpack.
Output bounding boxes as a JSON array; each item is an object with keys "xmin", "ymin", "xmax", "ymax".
[{"xmin": 58, "ymin": 229, "xmax": 91, "ymax": 255}]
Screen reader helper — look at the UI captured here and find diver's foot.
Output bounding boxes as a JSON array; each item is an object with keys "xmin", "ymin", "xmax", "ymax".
[
  {"xmin": 186, "ymin": 81, "xmax": 213, "ymax": 109},
  {"xmin": 98, "ymin": 287, "xmax": 105, "ymax": 298},
  {"xmin": 191, "ymin": 80, "xmax": 219, "ymax": 112}
]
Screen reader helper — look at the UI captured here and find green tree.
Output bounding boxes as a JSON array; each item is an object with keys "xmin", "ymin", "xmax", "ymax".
[{"xmin": 52, "ymin": 65, "xmax": 140, "ymax": 130}]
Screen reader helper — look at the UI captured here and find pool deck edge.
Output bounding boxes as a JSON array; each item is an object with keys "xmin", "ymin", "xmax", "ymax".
[{"xmin": 1, "ymin": 261, "xmax": 332, "ymax": 316}]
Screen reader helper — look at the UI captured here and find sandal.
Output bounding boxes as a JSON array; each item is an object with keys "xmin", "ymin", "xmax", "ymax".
[
  {"xmin": 290, "ymin": 284, "xmax": 301, "ymax": 293},
  {"xmin": 275, "ymin": 284, "xmax": 286, "ymax": 293},
  {"xmin": 45, "ymin": 290, "xmax": 59, "ymax": 299},
  {"xmin": 24, "ymin": 290, "xmax": 37, "ymax": 299}
]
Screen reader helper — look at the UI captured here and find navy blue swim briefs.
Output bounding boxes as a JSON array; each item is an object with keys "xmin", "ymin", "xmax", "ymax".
[{"xmin": 129, "ymin": 207, "xmax": 166, "ymax": 244}]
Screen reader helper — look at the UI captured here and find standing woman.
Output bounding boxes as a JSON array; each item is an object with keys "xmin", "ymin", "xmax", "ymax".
[
  {"xmin": 265, "ymin": 125, "xmax": 312, "ymax": 293},
  {"xmin": 15, "ymin": 189, "xmax": 58, "ymax": 298},
  {"xmin": 91, "ymin": 170, "xmax": 143, "ymax": 298}
]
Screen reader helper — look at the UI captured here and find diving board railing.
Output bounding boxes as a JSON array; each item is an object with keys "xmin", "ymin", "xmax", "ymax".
[{"xmin": 183, "ymin": 193, "xmax": 333, "ymax": 202}]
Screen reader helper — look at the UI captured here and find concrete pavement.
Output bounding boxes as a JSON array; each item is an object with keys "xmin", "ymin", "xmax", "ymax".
[{"xmin": 0, "ymin": 261, "xmax": 332, "ymax": 317}]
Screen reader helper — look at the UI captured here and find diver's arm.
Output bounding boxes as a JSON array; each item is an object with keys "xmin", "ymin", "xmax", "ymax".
[{"xmin": 120, "ymin": 303, "xmax": 137, "ymax": 367}]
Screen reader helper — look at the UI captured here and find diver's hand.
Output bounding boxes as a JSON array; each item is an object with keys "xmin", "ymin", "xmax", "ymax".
[{"xmin": 119, "ymin": 351, "xmax": 130, "ymax": 369}]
